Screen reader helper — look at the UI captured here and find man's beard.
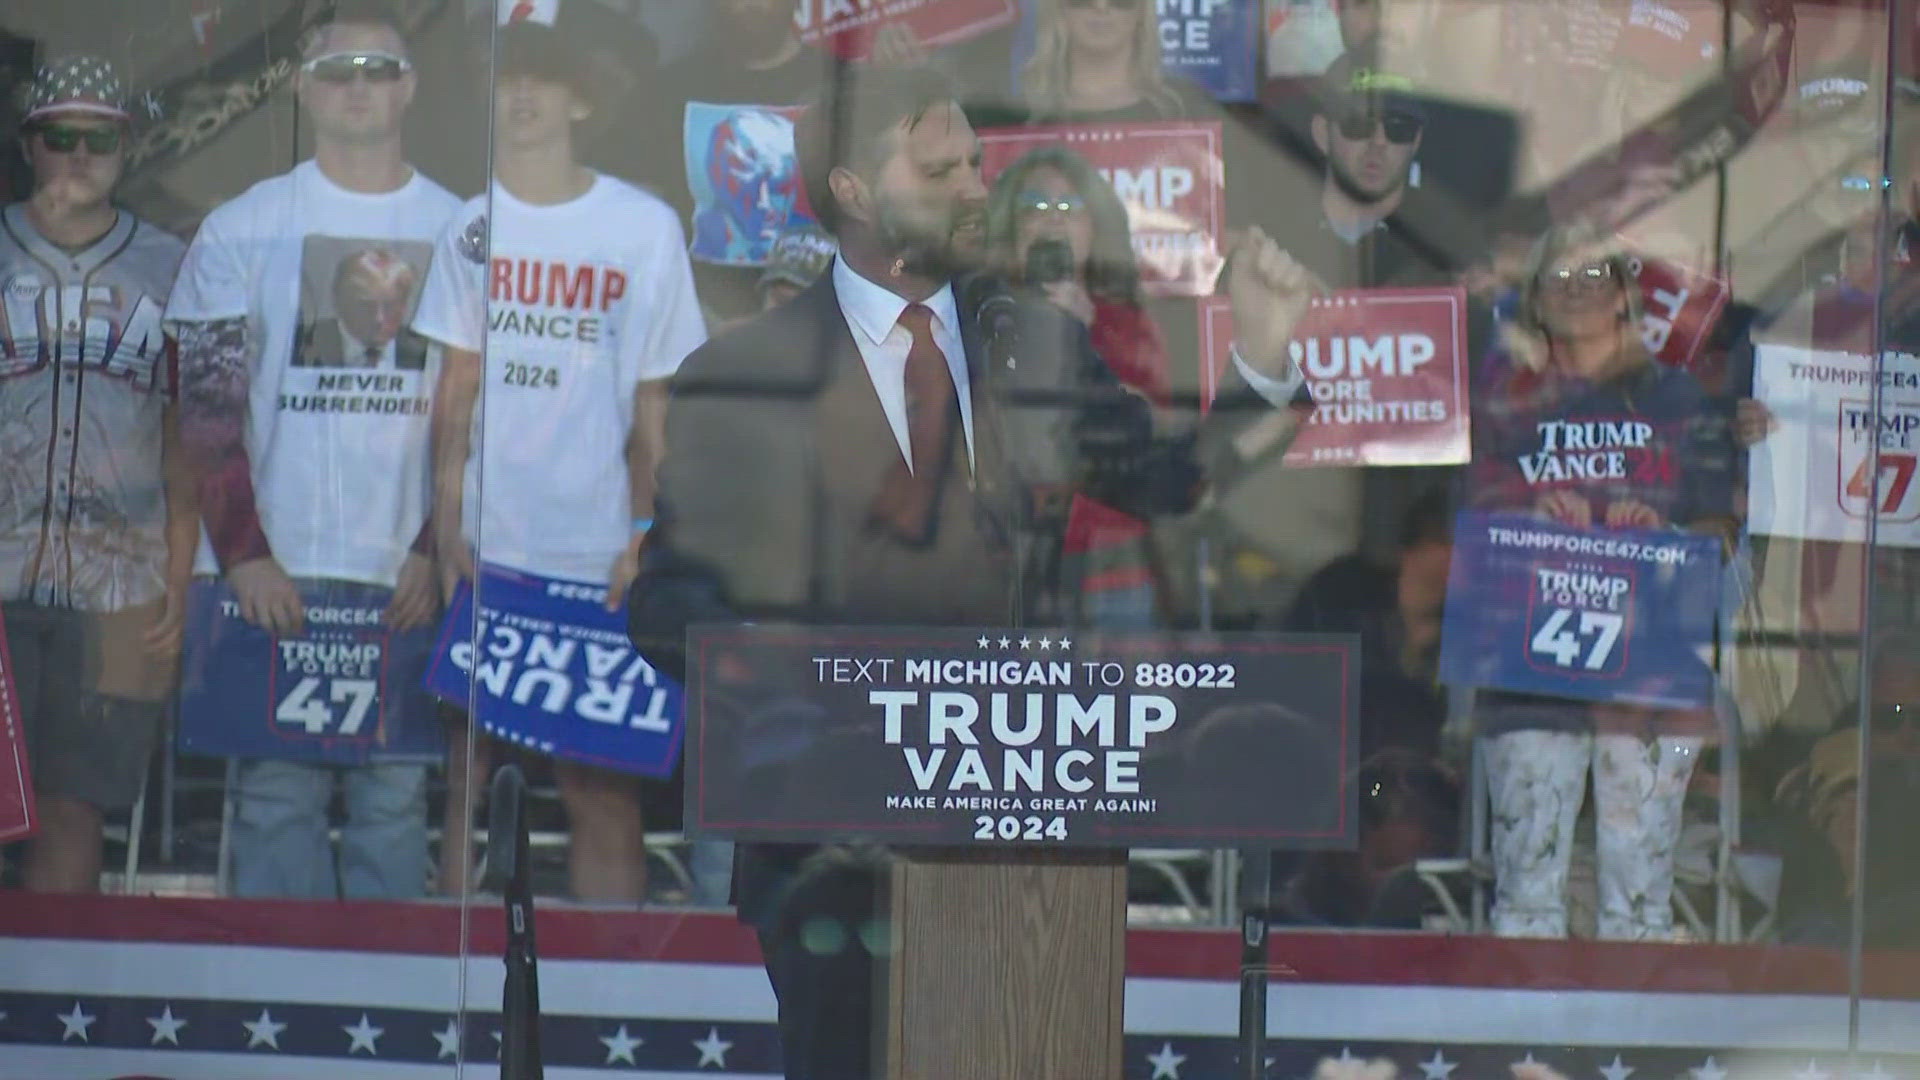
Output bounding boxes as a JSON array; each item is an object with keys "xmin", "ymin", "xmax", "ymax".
[
  {"xmin": 875, "ymin": 203, "xmax": 982, "ymax": 281},
  {"xmin": 1326, "ymin": 152, "xmax": 1407, "ymax": 210}
]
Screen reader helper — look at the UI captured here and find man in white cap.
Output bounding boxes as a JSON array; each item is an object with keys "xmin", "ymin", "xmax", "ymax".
[
  {"xmin": 0, "ymin": 55, "xmax": 196, "ymax": 891},
  {"xmin": 415, "ymin": 0, "xmax": 707, "ymax": 903}
]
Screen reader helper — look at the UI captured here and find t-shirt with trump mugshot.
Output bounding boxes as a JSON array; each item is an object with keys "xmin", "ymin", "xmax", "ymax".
[
  {"xmin": 411, "ymin": 173, "xmax": 707, "ymax": 582},
  {"xmin": 164, "ymin": 160, "xmax": 460, "ymax": 588}
]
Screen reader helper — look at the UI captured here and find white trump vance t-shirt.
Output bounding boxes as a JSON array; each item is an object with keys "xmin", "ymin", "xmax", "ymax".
[
  {"xmin": 165, "ymin": 160, "xmax": 460, "ymax": 587},
  {"xmin": 412, "ymin": 173, "xmax": 707, "ymax": 581}
]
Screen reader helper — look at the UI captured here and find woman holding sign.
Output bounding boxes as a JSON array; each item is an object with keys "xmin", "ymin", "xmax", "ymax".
[{"xmin": 1464, "ymin": 225, "xmax": 1737, "ymax": 941}]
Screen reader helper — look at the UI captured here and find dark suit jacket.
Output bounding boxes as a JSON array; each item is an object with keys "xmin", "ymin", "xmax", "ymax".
[
  {"xmin": 294, "ymin": 318, "xmax": 431, "ymax": 371},
  {"xmin": 628, "ymin": 271, "xmax": 1294, "ymax": 926}
]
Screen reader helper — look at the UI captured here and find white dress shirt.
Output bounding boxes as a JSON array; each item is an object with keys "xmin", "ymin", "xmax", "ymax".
[
  {"xmin": 829, "ymin": 256, "xmax": 1304, "ymax": 475},
  {"xmin": 832, "ymin": 255, "xmax": 975, "ymax": 474}
]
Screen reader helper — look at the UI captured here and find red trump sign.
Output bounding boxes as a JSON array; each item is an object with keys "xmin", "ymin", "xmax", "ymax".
[
  {"xmin": 980, "ymin": 121, "xmax": 1228, "ymax": 297},
  {"xmin": 795, "ymin": 0, "xmax": 1018, "ymax": 60},
  {"xmin": 0, "ymin": 608, "xmax": 34, "ymax": 843},
  {"xmin": 1202, "ymin": 287, "xmax": 1470, "ymax": 467}
]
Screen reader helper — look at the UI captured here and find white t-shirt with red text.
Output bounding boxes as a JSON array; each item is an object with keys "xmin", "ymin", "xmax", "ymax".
[{"xmin": 412, "ymin": 174, "xmax": 707, "ymax": 580}]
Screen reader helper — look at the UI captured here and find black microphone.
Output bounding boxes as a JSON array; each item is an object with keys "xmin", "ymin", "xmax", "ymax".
[{"xmin": 962, "ymin": 273, "xmax": 1022, "ymax": 366}]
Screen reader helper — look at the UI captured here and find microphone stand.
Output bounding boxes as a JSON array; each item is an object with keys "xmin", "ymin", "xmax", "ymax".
[{"xmin": 484, "ymin": 764, "xmax": 543, "ymax": 1080}]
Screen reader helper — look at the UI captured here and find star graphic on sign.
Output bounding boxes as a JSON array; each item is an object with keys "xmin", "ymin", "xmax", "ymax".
[
  {"xmin": 693, "ymin": 1026, "xmax": 732, "ymax": 1067},
  {"xmin": 1856, "ymin": 1062, "xmax": 1894, "ymax": 1080},
  {"xmin": 492, "ymin": 1028, "xmax": 505, "ymax": 1057},
  {"xmin": 433, "ymin": 1019, "xmax": 462, "ymax": 1060},
  {"xmin": 998, "ymin": 636, "xmax": 1011, "ymax": 648},
  {"xmin": 1039, "ymin": 636, "xmax": 1053, "ymax": 650},
  {"xmin": 1057, "ymin": 637, "xmax": 1071, "ymax": 651},
  {"xmin": 1146, "ymin": 1040, "xmax": 1186, "ymax": 1079},
  {"xmin": 147, "ymin": 1004, "xmax": 188, "ymax": 1046},
  {"xmin": 1339, "ymin": 1048, "xmax": 1362, "ymax": 1063},
  {"xmin": 977, "ymin": 636, "xmax": 990, "ymax": 649},
  {"xmin": 1019, "ymin": 636, "xmax": 1032, "ymax": 649},
  {"xmin": 599, "ymin": 1024, "xmax": 643, "ymax": 1065},
  {"xmin": 242, "ymin": 1008, "xmax": 286, "ymax": 1050},
  {"xmin": 1599, "ymin": 1054, "xmax": 1634, "ymax": 1080},
  {"xmin": 343, "ymin": 1013, "xmax": 384, "ymax": 1055},
  {"xmin": 1420, "ymin": 1049, "xmax": 1458, "ymax": 1079},
  {"xmin": 1514, "ymin": 1052, "xmax": 1542, "ymax": 1069},
  {"xmin": 1791, "ymin": 1062, "xmax": 1830, "ymax": 1080},
  {"xmin": 1690, "ymin": 1057, "xmax": 1728, "ymax": 1080},
  {"xmin": 56, "ymin": 1002, "xmax": 95, "ymax": 1042}
]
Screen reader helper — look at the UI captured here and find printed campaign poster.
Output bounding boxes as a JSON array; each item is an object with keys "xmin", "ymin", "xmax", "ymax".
[
  {"xmin": 684, "ymin": 102, "xmax": 817, "ymax": 268},
  {"xmin": 293, "ymin": 235, "xmax": 435, "ymax": 372},
  {"xmin": 0, "ymin": 608, "xmax": 32, "ymax": 843},
  {"xmin": 980, "ymin": 121, "xmax": 1226, "ymax": 297},
  {"xmin": 1200, "ymin": 287, "xmax": 1469, "ymax": 466},
  {"xmin": 176, "ymin": 579, "xmax": 445, "ymax": 765},
  {"xmin": 684, "ymin": 625, "xmax": 1358, "ymax": 848},
  {"xmin": 1160, "ymin": 0, "xmax": 1262, "ymax": 103},
  {"xmin": 1749, "ymin": 344, "xmax": 1920, "ymax": 548},
  {"xmin": 795, "ymin": 0, "xmax": 1017, "ymax": 61},
  {"xmin": 1263, "ymin": 0, "xmax": 1343, "ymax": 77},
  {"xmin": 426, "ymin": 564, "xmax": 684, "ymax": 778},
  {"xmin": 1439, "ymin": 511, "xmax": 1722, "ymax": 709}
]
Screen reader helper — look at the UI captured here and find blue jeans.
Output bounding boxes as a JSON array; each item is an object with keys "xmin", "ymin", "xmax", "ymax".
[{"xmin": 230, "ymin": 759, "xmax": 429, "ymax": 900}]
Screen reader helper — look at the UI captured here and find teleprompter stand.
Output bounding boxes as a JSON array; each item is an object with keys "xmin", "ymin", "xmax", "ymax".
[{"xmin": 485, "ymin": 764, "xmax": 543, "ymax": 1080}]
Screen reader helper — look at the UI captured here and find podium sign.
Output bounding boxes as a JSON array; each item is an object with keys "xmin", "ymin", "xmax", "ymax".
[{"xmin": 685, "ymin": 625, "xmax": 1358, "ymax": 849}]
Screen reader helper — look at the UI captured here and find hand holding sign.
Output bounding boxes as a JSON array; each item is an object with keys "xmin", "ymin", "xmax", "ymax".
[{"xmin": 1226, "ymin": 226, "xmax": 1324, "ymax": 383}]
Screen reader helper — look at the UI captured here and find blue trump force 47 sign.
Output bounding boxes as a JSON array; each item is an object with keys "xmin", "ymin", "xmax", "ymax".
[
  {"xmin": 176, "ymin": 578, "xmax": 445, "ymax": 764},
  {"xmin": 1439, "ymin": 512, "xmax": 1722, "ymax": 708},
  {"xmin": 425, "ymin": 564, "xmax": 684, "ymax": 777}
]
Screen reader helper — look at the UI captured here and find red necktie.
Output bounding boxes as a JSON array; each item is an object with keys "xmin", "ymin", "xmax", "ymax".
[{"xmin": 868, "ymin": 302, "xmax": 960, "ymax": 545}]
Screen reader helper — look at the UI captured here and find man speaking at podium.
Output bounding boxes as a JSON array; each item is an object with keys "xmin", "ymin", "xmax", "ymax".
[{"xmin": 629, "ymin": 63, "xmax": 1314, "ymax": 1080}]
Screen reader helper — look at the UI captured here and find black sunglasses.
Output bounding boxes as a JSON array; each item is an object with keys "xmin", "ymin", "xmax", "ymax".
[
  {"xmin": 1335, "ymin": 111, "xmax": 1423, "ymax": 145},
  {"xmin": 303, "ymin": 52, "xmax": 412, "ymax": 85},
  {"xmin": 1064, "ymin": 0, "xmax": 1141, "ymax": 9},
  {"xmin": 33, "ymin": 123, "xmax": 123, "ymax": 155}
]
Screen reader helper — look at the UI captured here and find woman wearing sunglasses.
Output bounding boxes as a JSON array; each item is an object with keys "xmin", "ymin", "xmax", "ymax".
[
  {"xmin": 984, "ymin": 146, "xmax": 1174, "ymax": 628},
  {"xmin": 1465, "ymin": 225, "xmax": 1737, "ymax": 941}
]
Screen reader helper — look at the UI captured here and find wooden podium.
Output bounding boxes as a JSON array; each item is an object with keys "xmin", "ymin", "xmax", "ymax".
[{"xmin": 884, "ymin": 850, "xmax": 1129, "ymax": 1079}]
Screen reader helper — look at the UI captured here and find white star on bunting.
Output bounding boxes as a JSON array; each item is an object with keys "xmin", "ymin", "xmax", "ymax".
[
  {"xmin": 242, "ymin": 1008, "xmax": 286, "ymax": 1050},
  {"xmin": 433, "ymin": 1019, "xmax": 462, "ymax": 1060},
  {"xmin": 599, "ymin": 1024, "xmax": 643, "ymax": 1065},
  {"xmin": 693, "ymin": 1026, "xmax": 732, "ymax": 1067},
  {"xmin": 56, "ymin": 1002, "xmax": 95, "ymax": 1042},
  {"xmin": 1690, "ymin": 1057, "xmax": 1728, "ymax": 1080},
  {"xmin": 1420, "ymin": 1049, "xmax": 1458, "ymax": 1079},
  {"xmin": 1599, "ymin": 1054, "xmax": 1634, "ymax": 1080},
  {"xmin": 343, "ymin": 1013, "xmax": 384, "ymax": 1055},
  {"xmin": 1146, "ymin": 1040, "xmax": 1186, "ymax": 1079},
  {"xmin": 146, "ymin": 1004, "xmax": 187, "ymax": 1046}
]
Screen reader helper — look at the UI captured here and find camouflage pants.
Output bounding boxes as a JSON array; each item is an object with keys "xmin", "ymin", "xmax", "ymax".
[{"xmin": 1484, "ymin": 731, "xmax": 1701, "ymax": 940}]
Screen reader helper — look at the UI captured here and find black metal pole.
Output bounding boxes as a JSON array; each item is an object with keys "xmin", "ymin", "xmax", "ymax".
[
  {"xmin": 1238, "ymin": 849, "xmax": 1272, "ymax": 1080},
  {"xmin": 486, "ymin": 764, "xmax": 543, "ymax": 1080}
]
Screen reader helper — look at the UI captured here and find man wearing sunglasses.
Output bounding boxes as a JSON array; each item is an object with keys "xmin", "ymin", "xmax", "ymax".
[
  {"xmin": 165, "ymin": 0, "xmax": 459, "ymax": 901},
  {"xmin": 0, "ymin": 55, "xmax": 195, "ymax": 893}
]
